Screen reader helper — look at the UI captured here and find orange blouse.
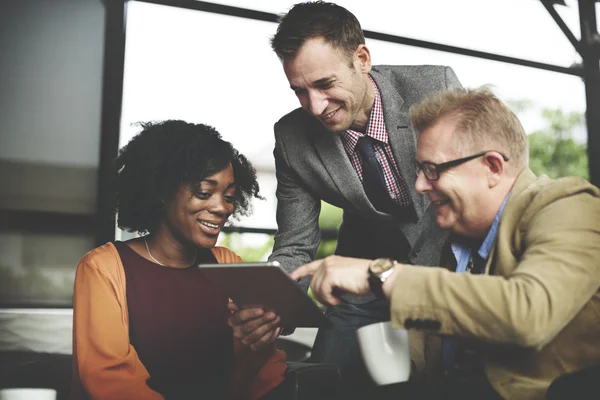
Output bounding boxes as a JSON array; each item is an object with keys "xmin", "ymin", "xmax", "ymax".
[{"xmin": 70, "ymin": 242, "xmax": 286, "ymax": 400}]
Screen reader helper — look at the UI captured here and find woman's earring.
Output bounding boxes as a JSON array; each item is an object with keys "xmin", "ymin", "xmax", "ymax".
[{"xmin": 155, "ymin": 199, "xmax": 165, "ymax": 210}]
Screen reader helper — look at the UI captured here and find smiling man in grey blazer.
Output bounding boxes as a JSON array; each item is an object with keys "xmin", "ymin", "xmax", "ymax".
[{"xmin": 227, "ymin": 1, "xmax": 461, "ymax": 395}]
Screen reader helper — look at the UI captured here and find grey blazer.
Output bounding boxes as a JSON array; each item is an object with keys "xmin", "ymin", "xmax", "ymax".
[{"xmin": 269, "ymin": 65, "xmax": 462, "ymax": 302}]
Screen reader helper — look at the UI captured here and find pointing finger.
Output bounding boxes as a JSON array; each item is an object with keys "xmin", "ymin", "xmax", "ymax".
[{"xmin": 290, "ymin": 260, "xmax": 323, "ymax": 281}]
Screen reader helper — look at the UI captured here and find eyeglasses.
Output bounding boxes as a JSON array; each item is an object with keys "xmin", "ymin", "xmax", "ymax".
[{"xmin": 416, "ymin": 151, "xmax": 509, "ymax": 181}]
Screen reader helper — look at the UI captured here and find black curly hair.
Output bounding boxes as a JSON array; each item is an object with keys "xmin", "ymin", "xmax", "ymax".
[{"xmin": 115, "ymin": 120, "xmax": 261, "ymax": 234}]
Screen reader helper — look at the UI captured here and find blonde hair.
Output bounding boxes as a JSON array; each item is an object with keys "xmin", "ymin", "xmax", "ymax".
[{"xmin": 409, "ymin": 86, "xmax": 529, "ymax": 172}]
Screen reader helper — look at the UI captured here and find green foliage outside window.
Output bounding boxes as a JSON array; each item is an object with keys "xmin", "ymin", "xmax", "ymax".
[
  {"xmin": 218, "ymin": 233, "xmax": 274, "ymax": 262},
  {"xmin": 316, "ymin": 201, "xmax": 343, "ymax": 259},
  {"xmin": 528, "ymin": 109, "xmax": 588, "ymax": 180}
]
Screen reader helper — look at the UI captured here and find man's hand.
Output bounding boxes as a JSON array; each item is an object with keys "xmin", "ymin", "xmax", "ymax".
[
  {"xmin": 289, "ymin": 255, "xmax": 372, "ymax": 307},
  {"xmin": 227, "ymin": 302, "xmax": 281, "ymax": 351}
]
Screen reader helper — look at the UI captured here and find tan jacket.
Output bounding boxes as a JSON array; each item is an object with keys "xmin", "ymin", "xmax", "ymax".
[
  {"xmin": 71, "ymin": 243, "xmax": 286, "ymax": 400},
  {"xmin": 390, "ymin": 169, "xmax": 600, "ymax": 399}
]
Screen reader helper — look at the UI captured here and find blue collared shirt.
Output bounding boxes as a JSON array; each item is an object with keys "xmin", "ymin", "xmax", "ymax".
[{"xmin": 442, "ymin": 192, "xmax": 511, "ymax": 367}]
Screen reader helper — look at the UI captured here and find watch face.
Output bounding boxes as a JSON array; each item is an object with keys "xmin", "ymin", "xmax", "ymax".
[{"xmin": 370, "ymin": 259, "xmax": 395, "ymax": 275}]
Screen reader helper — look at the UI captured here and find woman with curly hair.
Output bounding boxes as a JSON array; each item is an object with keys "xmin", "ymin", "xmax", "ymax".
[{"xmin": 71, "ymin": 120, "xmax": 286, "ymax": 400}]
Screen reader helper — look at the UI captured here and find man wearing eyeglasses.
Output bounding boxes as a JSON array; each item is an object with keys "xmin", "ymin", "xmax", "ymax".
[{"xmin": 291, "ymin": 87, "xmax": 600, "ymax": 399}]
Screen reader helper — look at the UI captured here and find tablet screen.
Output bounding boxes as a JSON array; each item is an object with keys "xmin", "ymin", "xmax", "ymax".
[{"xmin": 198, "ymin": 261, "xmax": 331, "ymax": 328}]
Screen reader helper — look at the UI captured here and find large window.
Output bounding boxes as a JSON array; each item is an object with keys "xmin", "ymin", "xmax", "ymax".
[
  {"xmin": 118, "ymin": 0, "xmax": 587, "ymax": 261},
  {"xmin": 1, "ymin": 0, "xmax": 591, "ymax": 306}
]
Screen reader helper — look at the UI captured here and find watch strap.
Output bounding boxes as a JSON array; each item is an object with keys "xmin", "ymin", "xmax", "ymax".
[{"xmin": 368, "ymin": 258, "xmax": 397, "ymax": 298}]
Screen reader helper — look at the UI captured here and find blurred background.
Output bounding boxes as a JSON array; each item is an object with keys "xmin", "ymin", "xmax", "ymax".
[{"xmin": 0, "ymin": 0, "xmax": 597, "ymax": 309}]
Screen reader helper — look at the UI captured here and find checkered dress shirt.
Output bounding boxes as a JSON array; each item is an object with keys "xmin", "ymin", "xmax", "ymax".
[{"xmin": 340, "ymin": 76, "xmax": 411, "ymax": 206}]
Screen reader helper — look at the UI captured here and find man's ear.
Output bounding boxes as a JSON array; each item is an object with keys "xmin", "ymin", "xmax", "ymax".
[
  {"xmin": 354, "ymin": 44, "xmax": 372, "ymax": 74},
  {"xmin": 485, "ymin": 152, "xmax": 506, "ymax": 188}
]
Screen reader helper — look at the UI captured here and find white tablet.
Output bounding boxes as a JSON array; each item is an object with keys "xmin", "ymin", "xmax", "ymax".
[{"xmin": 198, "ymin": 261, "xmax": 331, "ymax": 328}]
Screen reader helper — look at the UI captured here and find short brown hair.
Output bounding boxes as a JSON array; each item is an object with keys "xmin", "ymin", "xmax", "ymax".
[
  {"xmin": 409, "ymin": 87, "xmax": 529, "ymax": 172},
  {"xmin": 271, "ymin": 1, "xmax": 365, "ymax": 62}
]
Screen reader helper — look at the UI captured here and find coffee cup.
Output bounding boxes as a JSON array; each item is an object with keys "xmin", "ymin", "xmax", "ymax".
[{"xmin": 356, "ymin": 321, "xmax": 411, "ymax": 385}]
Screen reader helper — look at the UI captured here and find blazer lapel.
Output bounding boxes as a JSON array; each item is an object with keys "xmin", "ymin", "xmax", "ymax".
[
  {"xmin": 486, "ymin": 169, "xmax": 538, "ymax": 276},
  {"xmin": 314, "ymin": 130, "xmax": 376, "ymax": 211}
]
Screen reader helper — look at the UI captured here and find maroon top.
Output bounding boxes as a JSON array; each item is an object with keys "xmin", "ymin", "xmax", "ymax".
[{"xmin": 114, "ymin": 241, "xmax": 234, "ymax": 398}]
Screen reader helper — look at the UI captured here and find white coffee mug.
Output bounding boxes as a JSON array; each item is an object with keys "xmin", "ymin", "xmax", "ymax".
[
  {"xmin": 356, "ymin": 321, "xmax": 411, "ymax": 385},
  {"xmin": 0, "ymin": 389, "xmax": 57, "ymax": 400}
]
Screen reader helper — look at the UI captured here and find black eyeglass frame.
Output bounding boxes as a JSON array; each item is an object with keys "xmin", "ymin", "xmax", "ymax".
[{"xmin": 416, "ymin": 151, "xmax": 509, "ymax": 181}]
